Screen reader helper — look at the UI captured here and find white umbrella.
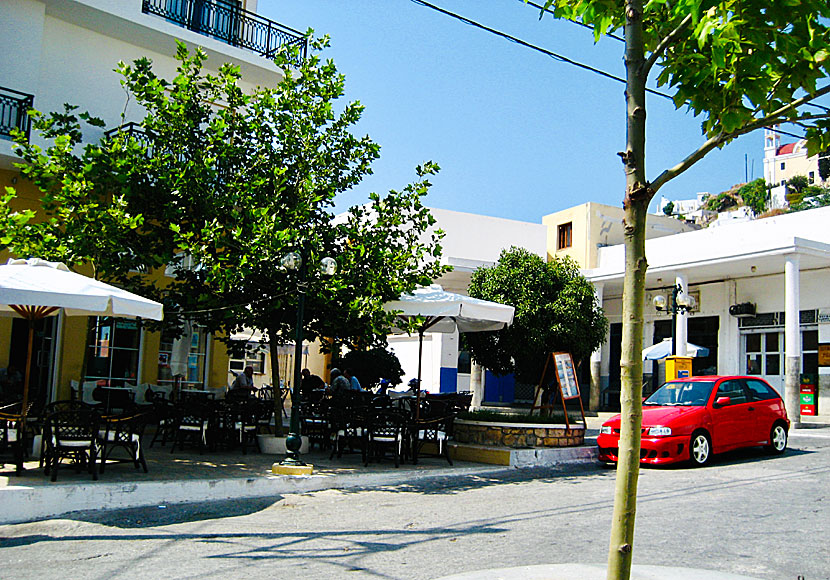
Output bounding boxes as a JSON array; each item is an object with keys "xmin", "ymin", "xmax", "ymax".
[
  {"xmin": 384, "ymin": 285, "xmax": 514, "ymax": 416},
  {"xmin": 642, "ymin": 338, "xmax": 710, "ymax": 360},
  {"xmin": 0, "ymin": 258, "xmax": 163, "ymax": 414}
]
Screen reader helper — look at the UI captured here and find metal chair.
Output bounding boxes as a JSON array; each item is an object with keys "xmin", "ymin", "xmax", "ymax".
[
  {"xmin": 99, "ymin": 411, "xmax": 149, "ymax": 473},
  {"xmin": 43, "ymin": 403, "xmax": 101, "ymax": 482},
  {"xmin": 364, "ymin": 409, "xmax": 408, "ymax": 467}
]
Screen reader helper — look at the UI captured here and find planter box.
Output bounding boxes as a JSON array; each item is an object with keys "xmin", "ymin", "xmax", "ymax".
[
  {"xmin": 256, "ymin": 435, "xmax": 309, "ymax": 455},
  {"xmin": 454, "ymin": 419, "xmax": 585, "ymax": 448}
]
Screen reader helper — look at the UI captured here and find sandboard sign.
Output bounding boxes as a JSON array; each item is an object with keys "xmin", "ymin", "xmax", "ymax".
[{"xmin": 531, "ymin": 351, "xmax": 587, "ymax": 431}]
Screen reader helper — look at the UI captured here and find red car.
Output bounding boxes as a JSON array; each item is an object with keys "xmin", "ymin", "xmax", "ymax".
[{"xmin": 597, "ymin": 376, "xmax": 790, "ymax": 466}]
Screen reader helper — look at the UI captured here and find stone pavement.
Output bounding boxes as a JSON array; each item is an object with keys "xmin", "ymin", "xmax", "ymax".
[{"xmin": 0, "ymin": 417, "xmax": 604, "ymax": 524}]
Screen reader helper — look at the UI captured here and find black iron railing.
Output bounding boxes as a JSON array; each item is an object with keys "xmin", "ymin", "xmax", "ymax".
[
  {"xmin": 105, "ymin": 122, "xmax": 153, "ymax": 154},
  {"xmin": 0, "ymin": 86, "xmax": 34, "ymax": 141},
  {"xmin": 142, "ymin": 0, "xmax": 306, "ymax": 66}
]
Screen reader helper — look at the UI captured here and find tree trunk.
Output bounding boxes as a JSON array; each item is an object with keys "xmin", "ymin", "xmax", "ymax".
[
  {"xmin": 607, "ymin": 2, "xmax": 649, "ymax": 579},
  {"xmin": 268, "ymin": 331, "xmax": 284, "ymax": 437}
]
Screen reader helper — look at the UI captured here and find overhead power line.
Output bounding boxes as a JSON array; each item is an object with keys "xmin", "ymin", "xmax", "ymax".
[
  {"xmin": 521, "ymin": 0, "xmax": 625, "ymax": 43},
  {"xmin": 408, "ymin": 0, "xmax": 674, "ymax": 100}
]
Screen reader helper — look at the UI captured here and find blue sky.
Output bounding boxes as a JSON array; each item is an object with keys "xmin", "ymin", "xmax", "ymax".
[{"xmin": 259, "ymin": 0, "xmax": 775, "ymax": 223}]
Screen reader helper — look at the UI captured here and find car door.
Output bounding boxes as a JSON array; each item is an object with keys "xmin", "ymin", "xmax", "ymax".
[
  {"xmin": 744, "ymin": 378, "xmax": 786, "ymax": 445},
  {"xmin": 709, "ymin": 379, "xmax": 754, "ymax": 451}
]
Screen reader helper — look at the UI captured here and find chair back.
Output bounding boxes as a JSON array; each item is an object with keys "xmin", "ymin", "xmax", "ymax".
[{"xmin": 48, "ymin": 405, "xmax": 100, "ymax": 446}]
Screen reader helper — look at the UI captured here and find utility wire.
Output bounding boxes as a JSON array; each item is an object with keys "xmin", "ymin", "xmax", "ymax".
[
  {"xmin": 411, "ymin": 0, "xmax": 822, "ymax": 140},
  {"xmin": 408, "ymin": 0, "xmax": 674, "ymax": 100},
  {"xmin": 521, "ymin": 0, "xmax": 625, "ymax": 43}
]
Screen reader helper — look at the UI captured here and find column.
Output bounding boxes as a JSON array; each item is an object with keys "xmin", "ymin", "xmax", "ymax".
[
  {"xmin": 785, "ymin": 254, "xmax": 801, "ymax": 428},
  {"xmin": 590, "ymin": 283, "xmax": 604, "ymax": 411},
  {"xmin": 470, "ymin": 361, "xmax": 484, "ymax": 410},
  {"xmin": 675, "ymin": 274, "xmax": 688, "ymax": 356}
]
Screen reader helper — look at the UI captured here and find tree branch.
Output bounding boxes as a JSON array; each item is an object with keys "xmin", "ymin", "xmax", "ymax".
[
  {"xmin": 650, "ymin": 84, "xmax": 830, "ymax": 193},
  {"xmin": 640, "ymin": 13, "xmax": 692, "ymax": 78}
]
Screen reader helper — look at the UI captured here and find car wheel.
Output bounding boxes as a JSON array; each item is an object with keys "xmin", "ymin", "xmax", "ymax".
[
  {"xmin": 765, "ymin": 423, "xmax": 788, "ymax": 454},
  {"xmin": 690, "ymin": 431, "xmax": 711, "ymax": 466}
]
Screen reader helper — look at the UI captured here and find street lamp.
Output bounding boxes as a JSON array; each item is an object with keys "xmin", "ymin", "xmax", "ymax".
[
  {"xmin": 653, "ymin": 284, "xmax": 696, "ymax": 355},
  {"xmin": 274, "ymin": 248, "xmax": 336, "ymax": 475}
]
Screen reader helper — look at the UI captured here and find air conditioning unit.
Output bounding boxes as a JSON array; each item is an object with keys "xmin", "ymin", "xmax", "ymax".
[{"xmin": 729, "ymin": 302, "xmax": 756, "ymax": 318}]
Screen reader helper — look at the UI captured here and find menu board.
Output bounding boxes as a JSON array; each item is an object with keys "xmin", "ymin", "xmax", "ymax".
[{"xmin": 553, "ymin": 352, "xmax": 580, "ymax": 400}]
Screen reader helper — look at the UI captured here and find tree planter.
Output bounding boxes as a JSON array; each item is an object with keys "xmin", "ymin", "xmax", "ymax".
[
  {"xmin": 256, "ymin": 435, "xmax": 309, "ymax": 455},
  {"xmin": 454, "ymin": 419, "xmax": 585, "ymax": 448}
]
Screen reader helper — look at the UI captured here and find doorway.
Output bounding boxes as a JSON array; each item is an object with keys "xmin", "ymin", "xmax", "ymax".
[{"xmin": 8, "ymin": 317, "xmax": 57, "ymax": 405}]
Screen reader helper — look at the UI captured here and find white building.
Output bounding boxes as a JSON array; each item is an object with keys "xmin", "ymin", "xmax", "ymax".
[
  {"xmin": 0, "ymin": 0, "xmax": 306, "ymax": 401},
  {"xmin": 387, "ymin": 208, "xmax": 547, "ymax": 398},
  {"xmin": 586, "ymin": 206, "xmax": 830, "ymax": 424},
  {"xmin": 1, "ymin": 0, "xmax": 302, "ymax": 164}
]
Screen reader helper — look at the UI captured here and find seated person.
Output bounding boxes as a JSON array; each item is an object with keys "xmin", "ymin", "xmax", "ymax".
[
  {"xmin": 231, "ymin": 365, "xmax": 256, "ymax": 392},
  {"xmin": 328, "ymin": 368, "xmax": 351, "ymax": 395},
  {"xmin": 344, "ymin": 368, "xmax": 363, "ymax": 391},
  {"xmin": 300, "ymin": 368, "xmax": 325, "ymax": 398}
]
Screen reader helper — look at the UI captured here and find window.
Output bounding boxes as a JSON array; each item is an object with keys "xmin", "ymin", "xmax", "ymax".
[
  {"xmin": 228, "ymin": 341, "xmax": 266, "ymax": 374},
  {"xmin": 781, "ymin": 162, "xmax": 786, "ymax": 170},
  {"xmin": 809, "ymin": 172, "xmax": 815, "ymax": 184},
  {"xmin": 86, "ymin": 317, "xmax": 141, "ymax": 387},
  {"xmin": 557, "ymin": 222, "xmax": 573, "ymax": 250},
  {"xmin": 745, "ymin": 379, "xmax": 780, "ymax": 401},
  {"xmin": 745, "ymin": 331, "xmax": 781, "ymax": 376},
  {"xmin": 457, "ymin": 350, "xmax": 471, "ymax": 375},
  {"xmin": 157, "ymin": 323, "xmax": 209, "ymax": 388},
  {"xmin": 716, "ymin": 380, "xmax": 747, "ymax": 405}
]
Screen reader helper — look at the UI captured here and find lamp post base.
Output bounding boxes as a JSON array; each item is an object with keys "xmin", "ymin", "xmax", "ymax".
[{"xmin": 271, "ymin": 462, "xmax": 314, "ymax": 476}]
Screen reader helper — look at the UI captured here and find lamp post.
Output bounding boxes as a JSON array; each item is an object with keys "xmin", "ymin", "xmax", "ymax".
[
  {"xmin": 274, "ymin": 250, "xmax": 336, "ymax": 475},
  {"xmin": 653, "ymin": 284, "xmax": 696, "ymax": 355}
]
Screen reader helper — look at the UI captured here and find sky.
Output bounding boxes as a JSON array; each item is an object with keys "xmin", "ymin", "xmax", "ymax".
[{"xmin": 258, "ymin": 0, "xmax": 787, "ymax": 223}]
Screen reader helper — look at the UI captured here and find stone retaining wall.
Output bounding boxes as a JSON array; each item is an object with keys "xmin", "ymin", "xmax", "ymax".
[{"xmin": 454, "ymin": 420, "xmax": 585, "ymax": 448}]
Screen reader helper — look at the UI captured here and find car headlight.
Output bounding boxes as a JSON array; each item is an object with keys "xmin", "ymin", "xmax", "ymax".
[
  {"xmin": 600, "ymin": 425, "xmax": 613, "ymax": 435},
  {"xmin": 647, "ymin": 426, "xmax": 672, "ymax": 436}
]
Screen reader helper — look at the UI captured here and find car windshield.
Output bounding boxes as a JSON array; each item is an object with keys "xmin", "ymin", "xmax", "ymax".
[{"xmin": 644, "ymin": 381, "xmax": 715, "ymax": 407}]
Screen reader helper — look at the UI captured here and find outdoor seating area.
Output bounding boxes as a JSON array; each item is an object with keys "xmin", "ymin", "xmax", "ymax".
[
  {"xmin": 0, "ymin": 384, "xmax": 286, "ymax": 481},
  {"xmin": 298, "ymin": 390, "xmax": 472, "ymax": 468}
]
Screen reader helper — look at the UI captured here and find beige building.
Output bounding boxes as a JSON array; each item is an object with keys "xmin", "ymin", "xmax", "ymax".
[{"xmin": 542, "ymin": 202, "xmax": 695, "ymax": 269}]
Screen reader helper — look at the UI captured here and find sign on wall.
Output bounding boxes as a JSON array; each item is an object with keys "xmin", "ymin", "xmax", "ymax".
[{"xmin": 818, "ymin": 343, "xmax": 830, "ymax": 367}]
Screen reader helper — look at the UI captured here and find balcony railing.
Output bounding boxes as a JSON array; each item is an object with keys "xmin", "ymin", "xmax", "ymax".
[
  {"xmin": 105, "ymin": 122, "xmax": 153, "ymax": 154},
  {"xmin": 0, "ymin": 86, "xmax": 34, "ymax": 141},
  {"xmin": 142, "ymin": 0, "xmax": 307, "ymax": 66}
]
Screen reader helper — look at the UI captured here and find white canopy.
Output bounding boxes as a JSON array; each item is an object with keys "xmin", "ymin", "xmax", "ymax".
[
  {"xmin": 383, "ymin": 284, "xmax": 515, "ymax": 334},
  {"xmin": 0, "ymin": 258, "xmax": 163, "ymax": 413},
  {"xmin": 642, "ymin": 338, "xmax": 710, "ymax": 361},
  {"xmin": 0, "ymin": 258, "xmax": 163, "ymax": 320}
]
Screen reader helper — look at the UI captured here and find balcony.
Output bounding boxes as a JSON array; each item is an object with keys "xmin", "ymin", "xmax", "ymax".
[
  {"xmin": 141, "ymin": 0, "xmax": 306, "ymax": 66},
  {"xmin": 105, "ymin": 122, "xmax": 153, "ymax": 154},
  {"xmin": 0, "ymin": 87, "xmax": 34, "ymax": 141}
]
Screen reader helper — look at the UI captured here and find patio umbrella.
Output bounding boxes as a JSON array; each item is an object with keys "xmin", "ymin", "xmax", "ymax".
[
  {"xmin": 642, "ymin": 338, "xmax": 710, "ymax": 360},
  {"xmin": 383, "ymin": 285, "xmax": 514, "ymax": 416},
  {"xmin": 0, "ymin": 258, "xmax": 164, "ymax": 415}
]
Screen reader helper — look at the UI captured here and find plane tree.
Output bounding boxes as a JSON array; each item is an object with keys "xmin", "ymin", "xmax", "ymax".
[{"xmin": 537, "ymin": 2, "xmax": 830, "ymax": 578}]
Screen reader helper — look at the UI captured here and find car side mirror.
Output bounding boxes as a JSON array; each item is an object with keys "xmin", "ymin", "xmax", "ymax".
[{"xmin": 714, "ymin": 396, "xmax": 731, "ymax": 408}]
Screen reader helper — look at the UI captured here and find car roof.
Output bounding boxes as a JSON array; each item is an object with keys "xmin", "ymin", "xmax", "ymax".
[{"xmin": 666, "ymin": 376, "xmax": 767, "ymax": 383}]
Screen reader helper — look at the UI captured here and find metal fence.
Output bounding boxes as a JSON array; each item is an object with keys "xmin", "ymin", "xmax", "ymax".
[
  {"xmin": 0, "ymin": 86, "xmax": 34, "ymax": 141},
  {"xmin": 142, "ymin": 0, "xmax": 307, "ymax": 66}
]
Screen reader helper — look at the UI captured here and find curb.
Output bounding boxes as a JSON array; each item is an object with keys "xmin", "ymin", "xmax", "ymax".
[{"xmin": 0, "ymin": 447, "xmax": 599, "ymax": 524}]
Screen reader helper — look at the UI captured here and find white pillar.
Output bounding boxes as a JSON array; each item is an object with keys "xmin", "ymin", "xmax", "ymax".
[
  {"xmin": 590, "ymin": 283, "xmax": 604, "ymax": 411},
  {"xmin": 785, "ymin": 255, "xmax": 801, "ymax": 428},
  {"xmin": 470, "ymin": 361, "xmax": 484, "ymax": 410},
  {"xmin": 675, "ymin": 274, "xmax": 688, "ymax": 356}
]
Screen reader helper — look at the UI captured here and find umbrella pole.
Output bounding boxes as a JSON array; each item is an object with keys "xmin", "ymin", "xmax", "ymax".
[{"xmin": 21, "ymin": 320, "xmax": 34, "ymax": 417}]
